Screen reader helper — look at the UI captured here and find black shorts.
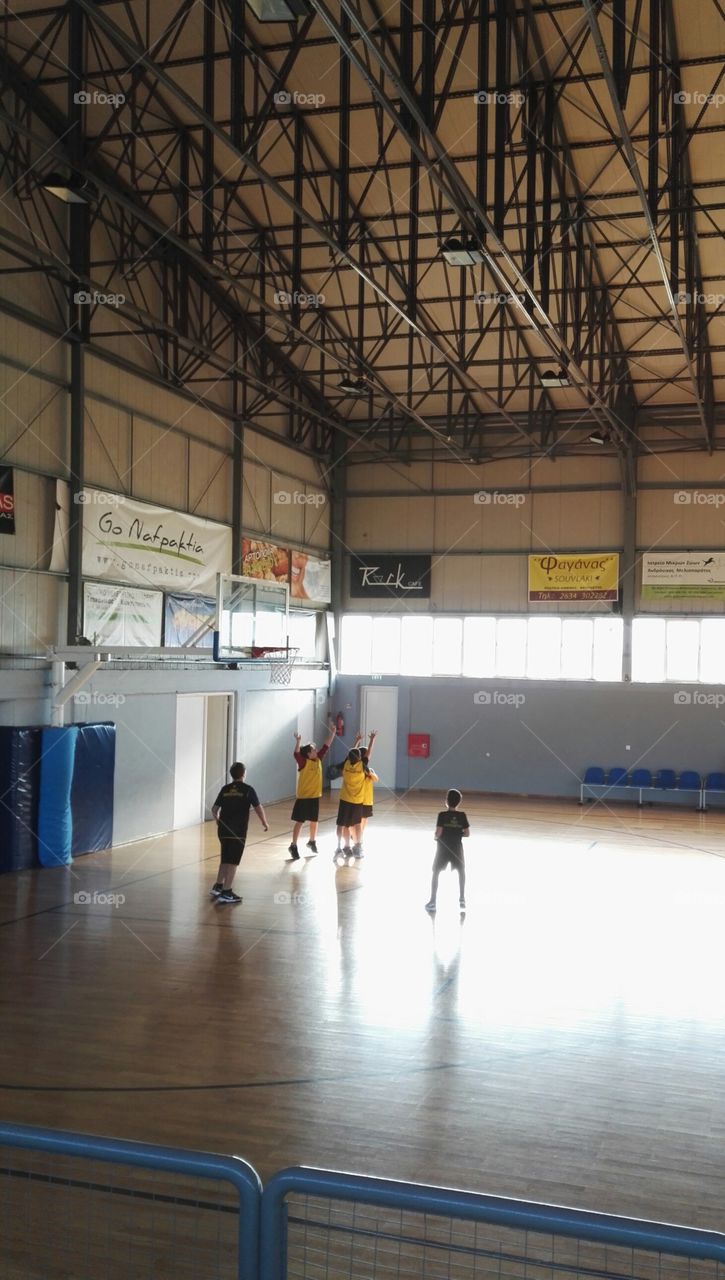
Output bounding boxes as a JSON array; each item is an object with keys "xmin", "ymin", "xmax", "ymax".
[
  {"xmin": 291, "ymin": 797, "xmax": 320, "ymax": 823},
  {"xmin": 361, "ymin": 805, "xmax": 373, "ymax": 818},
  {"xmin": 219, "ymin": 835, "xmax": 246, "ymax": 866},
  {"xmin": 336, "ymin": 800, "xmax": 363, "ymax": 827},
  {"xmin": 434, "ymin": 844, "xmax": 464, "ymax": 872}
]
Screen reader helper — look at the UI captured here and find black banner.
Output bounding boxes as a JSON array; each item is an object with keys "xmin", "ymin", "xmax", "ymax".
[
  {"xmin": 349, "ymin": 554, "xmax": 431, "ymax": 599},
  {"xmin": 0, "ymin": 468, "xmax": 15, "ymax": 534}
]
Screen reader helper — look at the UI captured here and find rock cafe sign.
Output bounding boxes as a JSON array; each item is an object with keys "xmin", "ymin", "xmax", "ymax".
[{"xmin": 350, "ymin": 555, "xmax": 432, "ymax": 598}]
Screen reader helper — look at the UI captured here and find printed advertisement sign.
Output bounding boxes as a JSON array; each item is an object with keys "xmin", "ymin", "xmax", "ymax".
[
  {"xmin": 164, "ymin": 594, "xmax": 215, "ymax": 647},
  {"xmin": 529, "ymin": 553, "xmax": 619, "ymax": 601},
  {"xmin": 81, "ymin": 490, "xmax": 231, "ymax": 594},
  {"xmin": 349, "ymin": 554, "xmax": 432, "ymax": 599},
  {"xmin": 241, "ymin": 538, "xmax": 290, "ymax": 582},
  {"xmin": 0, "ymin": 468, "xmax": 14, "ymax": 534},
  {"xmin": 83, "ymin": 582, "xmax": 163, "ymax": 647},
  {"xmin": 641, "ymin": 552, "xmax": 725, "ymax": 599},
  {"xmin": 291, "ymin": 551, "xmax": 331, "ymax": 602}
]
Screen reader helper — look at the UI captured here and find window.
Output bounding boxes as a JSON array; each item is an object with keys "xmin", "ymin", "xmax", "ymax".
[
  {"xmin": 371, "ymin": 616, "xmax": 401, "ymax": 673},
  {"xmin": 700, "ymin": 619, "xmax": 725, "ymax": 683},
  {"xmin": 400, "ymin": 616, "xmax": 433, "ymax": 676},
  {"xmin": 592, "ymin": 617, "xmax": 623, "ymax": 681},
  {"xmin": 462, "ymin": 617, "xmax": 496, "ymax": 677},
  {"xmin": 632, "ymin": 618, "xmax": 665, "ymax": 682},
  {"xmin": 665, "ymin": 619, "xmax": 700, "ymax": 682},
  {"xmin": 340, "ymin": 614, "xmax": 372, "ymax": 674},
  {"xmin": 288, "ymin": 610, "xmax": 317, "ymax": 658},
  {"xmin": 526, "ymin": 618, "xmax": 562, "ymax": 679},
  {"xmin": 433, "ymin": 618, "xmax": 463, "ymax": 675},
  {"xmin": 561, "ymin": 619, "xmax": 593, "ymax": 679},
  {"xmin": 496, "ymin": 618, "xmax": 527, "ymax": 678}
]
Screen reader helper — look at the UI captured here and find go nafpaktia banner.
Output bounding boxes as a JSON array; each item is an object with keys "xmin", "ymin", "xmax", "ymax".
[
  {"xmin": 529, "ymin": 553, "xmax": 619, "ymax": 601},
  {"xmin": 81, "ymin": 490, "xmax": 231, "ymax": 594},
  {"xmin": 642, "ymin": 552, "xmax": 725, "ymax": 599}
]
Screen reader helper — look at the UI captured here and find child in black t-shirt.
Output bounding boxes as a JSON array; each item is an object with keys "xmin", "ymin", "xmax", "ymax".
[{"xmin": 425, "ymin": 788, "xmax": 469, "ymax": 913}]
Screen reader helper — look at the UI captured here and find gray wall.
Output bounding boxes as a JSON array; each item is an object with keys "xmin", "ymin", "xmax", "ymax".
[{"xmin": 335, "ymin": 676, "xmax": 725, "ymax": 798}]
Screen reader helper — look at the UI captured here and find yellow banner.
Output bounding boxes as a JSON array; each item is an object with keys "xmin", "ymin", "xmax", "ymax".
[{"xmin": 528, "ymin": 553, "xmax": 619, "ymax": 601}]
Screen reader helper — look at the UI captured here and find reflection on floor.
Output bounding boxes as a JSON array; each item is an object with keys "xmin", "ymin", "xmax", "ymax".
[{"xmin": 1, "ymin": 790, "xmax": 725, "ymax": 1229}]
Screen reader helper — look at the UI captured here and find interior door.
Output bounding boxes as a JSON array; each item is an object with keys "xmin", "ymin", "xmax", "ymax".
[
  {"xmin": 203, "ymin": 694, "xmax": 231, "ymax": 819},
  {"xmin": 360, "ymin": 685, "xmax": 398, "ymax": 791},
  {"xmin": 173, "ymin": 695, "xmax": 205, "ymax": 828}
]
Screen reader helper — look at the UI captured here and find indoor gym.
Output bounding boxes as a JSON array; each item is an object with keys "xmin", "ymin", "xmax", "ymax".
[{"xmin": 0, "ymin": 2, "xmax": 724, "ymax": 1279}]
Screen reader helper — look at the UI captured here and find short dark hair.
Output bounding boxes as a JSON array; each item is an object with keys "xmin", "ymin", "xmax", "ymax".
[
  {"xmin": 446, "ymin": 788, "xmax": 462, "ymax": 808},
  {"xmin": 230, "ymin": 762, "xmax": 246, "ymax": 780},
  {"xmin": 300, "ymin": 744, "xmax": 313, "ymax": 758},
  {"xmin": 347, "ymin": 748, "xmax": 361, "ymax": 764},
  {"xmin": 360, "ymin": 748, "xmax": 369, "ymax": 762}
]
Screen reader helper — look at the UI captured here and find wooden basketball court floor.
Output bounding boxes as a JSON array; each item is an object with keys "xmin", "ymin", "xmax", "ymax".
[{"xmin": 2, "ymin": 790, "xmax": 725, "ymax": 1233}]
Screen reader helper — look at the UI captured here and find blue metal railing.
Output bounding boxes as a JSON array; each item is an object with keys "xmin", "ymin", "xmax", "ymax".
[
  {"xmin": 3, "ymin": 1124, "xmax": 725, "ymax": 1280},
  {"xmin": 259, "ymin": 1166, "xmax": 725, "ymax": 1280},
  {"xmin": 0, "ymin": 1121, "xmax": 262, "ymax": 1280}
]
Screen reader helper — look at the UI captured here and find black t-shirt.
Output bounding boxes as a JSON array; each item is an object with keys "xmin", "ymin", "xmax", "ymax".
[
  {"xmin": 436, "ymin": 809, "xmax": 469, "ymax": 852},
  {"xmin": 214, "ymin": 782, "xmax": 260, "ymax": 838}
]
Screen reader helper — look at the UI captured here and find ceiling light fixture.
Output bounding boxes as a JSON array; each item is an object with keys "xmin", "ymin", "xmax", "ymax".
[
  {"xmin": 540, "ymin": 368, "xmax": 570, "ymax": 388},
  {"xmin": 41, "ymin": 172, "xmax": 96, "ymax": 204},
  {"xmin": 440, "ymin": 237, "xmax": 484, "ymax": 267},
  {"xmin": 246, "ymin": 0, "xmax": 309, "ymax": 20},
  {"xmin": 337, "ymin": 376, "xmax": 368, "ymax": 396},
  {"xmin": 588, "ymin": 430, "xmax": 609, "ymax": 445}
]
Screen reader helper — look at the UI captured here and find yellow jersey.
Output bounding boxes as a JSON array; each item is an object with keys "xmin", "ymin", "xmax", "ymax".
[
  {"xmin": 362, "ymin": 768, "xmax": 377, "ymax": 807},
  {"xmin": 341, "ymin": 759, "xmax": 366, "ymax": 804},
  {"xmin": 296, "ymin": 756, "xmax": 323, "ymax": 800}
]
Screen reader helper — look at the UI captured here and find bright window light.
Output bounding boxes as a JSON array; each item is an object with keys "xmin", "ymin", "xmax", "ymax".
[
  {"xmin": 665, "ymin": 619, "xmax": 700, "ymax": 682},
  {"xmin": 401, "ymin": 616, "xmax": 433, "ymax": 676},
  {"xmin": 561, "ymin": 619, "xmax": 593, "ymax": 679},
  {"xmin": 496, "ymin": 618, "xmax": 527, "ymax": 678},
  {"xmin": 462, "ymin": 617, "xmax": 496, "ymax": 677},
  {"xmin": 593, "ymin": 617, "xmax": 623, "ymax": 681},
  {"xmin": 632, "ymin": 617, "xmax": 665, "ymax": 682},
  {"xmin": 371, "ymin": 616, "xmax": 401, "ymax": 674},
  {"xmin": 700, "ymin": 619, "xmax": 725, "ymax": 683},
  {"xmin": 340, "ymin": 614, "xmax": 372, "ymax": 674},
  {"xmin": 527, "ymin": 617, "xmax": 562, "ymax": 679},
  {"xmin": 433, "ymin": 617, "xmax": 463, "ymax": 675},
  {"xmin": 288, "ymin": 610, "xmax": 317, "ymax": 657}
]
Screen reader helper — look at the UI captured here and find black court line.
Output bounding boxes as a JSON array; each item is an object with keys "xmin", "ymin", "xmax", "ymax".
[
  {"xmin": 0, "ymin": 1062, "xmax": 462, "ymax": 1094},
  {"xmin": 0, "ymin": 1166, "xmax": 237, "ymax": 1214}
]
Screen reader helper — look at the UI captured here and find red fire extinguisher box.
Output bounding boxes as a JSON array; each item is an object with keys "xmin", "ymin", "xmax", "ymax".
[{"xmin": 408, "ymin": 733, "xmax": 430, "ymax": 758}]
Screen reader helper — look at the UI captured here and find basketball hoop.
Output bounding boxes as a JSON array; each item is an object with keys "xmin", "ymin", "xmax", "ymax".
[{"xmin": 251, "ymin": 646, "xmax": 299, "ymax": 685}]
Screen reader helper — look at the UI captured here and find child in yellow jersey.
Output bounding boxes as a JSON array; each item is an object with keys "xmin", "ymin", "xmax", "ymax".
[
  {"xmin": 334, "ymin": 730, "xmax": 377, "ymax": 861},
  {"xmin": 289, "ymin": 722, "xmax": 337, "ymax": 860}
]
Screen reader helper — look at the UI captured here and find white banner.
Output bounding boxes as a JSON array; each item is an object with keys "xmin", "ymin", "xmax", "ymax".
[
  {"xmin": 642, "ymin": 552, "xmax": 725, "ymax": 599},
  {"xmin": 83, "ymin": 582, "xmax": 163, "ymax": 647},
  {"xmin": 81, "ymin": 489, "xmax": 231, "ymax": 594}
]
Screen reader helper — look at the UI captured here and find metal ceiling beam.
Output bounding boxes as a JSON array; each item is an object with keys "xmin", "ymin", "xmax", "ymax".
[{"xmin": 580, "ymin": 0, "xmax": 714, "ymax": 450}]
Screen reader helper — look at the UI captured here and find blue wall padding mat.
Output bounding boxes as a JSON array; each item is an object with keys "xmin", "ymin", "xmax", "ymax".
[
  {"xmin": 37, "ymin": 727, "xmax": 78, "ymax": 866},
  {"xmin": 71, "ymin": 723, "xmax": 116, "ymax": 856},
  {"xmin": 0, "ymin": 727, "xmax": 41, "ymax": 872}
]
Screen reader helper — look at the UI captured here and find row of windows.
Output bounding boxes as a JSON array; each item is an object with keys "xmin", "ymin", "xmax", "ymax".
[{"xmin": 339, "ymin": 615, "xmax": 725, "ymax": 683}]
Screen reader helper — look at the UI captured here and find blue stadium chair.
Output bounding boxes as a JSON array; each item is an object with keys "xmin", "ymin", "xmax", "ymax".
[
  {"xmin": 655, "ymin": 769, "xmax": 676, "ymax": 790},
  {"xmin": 678, "ymin": 770, "xmax": 703, "ymax": 810},
  {"xmin": 607, "ymin": 767, "xmax": 629, "ymax": 787},
  {"xmin": 630, "ymin": 768, "xmax": 652, "ymax": 805},
  {"xmin": 579, "ymin": 766, "xmax": 605, "ymax": 804},
  {"xmin": 702, "ymin": 771, "xmax": 725, "ymax": 811}
]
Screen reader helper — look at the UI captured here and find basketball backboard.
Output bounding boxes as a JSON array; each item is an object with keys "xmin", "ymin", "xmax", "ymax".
[{"xmin": 214, "ymin": 573, "xmax": 289, "ymax": 661}]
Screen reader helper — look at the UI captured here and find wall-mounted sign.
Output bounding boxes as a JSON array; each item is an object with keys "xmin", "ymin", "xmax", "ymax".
[
  {"xmin": 528, "ymin": 553, "xmax": 619, "ymax": 601},
  {"xmin": 291, "ymin": 550, "xmax": 331, "ymax": 603},
  {"xmin": 349, "ymin": 554, "xmax": 432, "ymax": 599},
  {"xmin": 83, "ymin": 582, "xmax": 163, "ymax": 647},
  {"xmin": 164, "ymin": 593, "xmax": 215, "ymax": 647},
  {"xmin": 0, "ymin": 468, "xmax": 15, "ymax": 534},
  {"xmin": 79, "ymin": 489, "xmax": 231, "ymax": 594},
  {"xmin": 642, "ymin": 552, "xmax": 725, "ymax": 599},
  {"xmin": 241, "ymin": 538, "xmax": 290, "ymax": 582}
]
